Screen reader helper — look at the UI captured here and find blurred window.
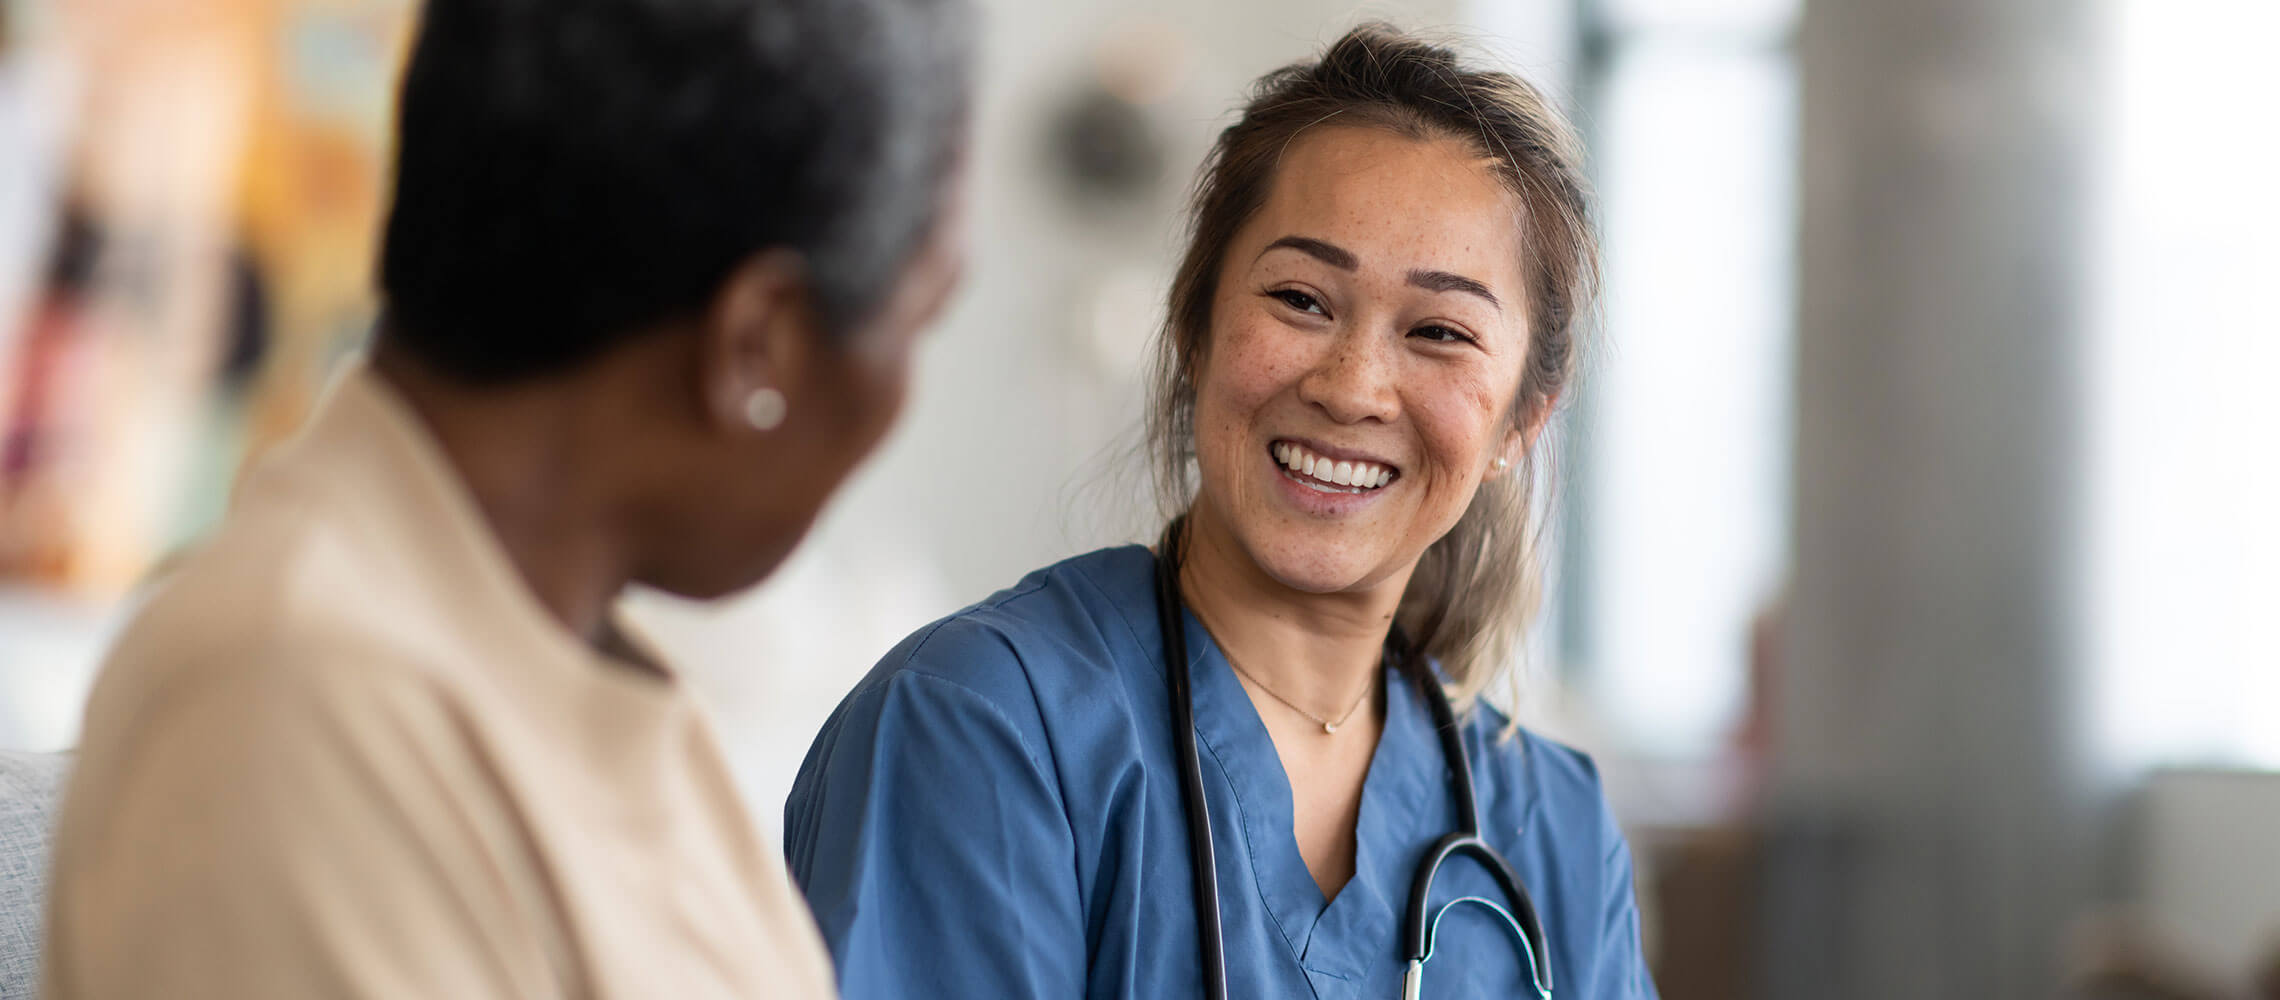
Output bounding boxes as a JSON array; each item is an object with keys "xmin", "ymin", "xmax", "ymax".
[
  {"xmin": 2086, "ymin": 0, "xmax": 2280, "ymax": 772},
  {"xmin": 1552, "ymin": 0, "xmax": 1800, "ymax": 756}
]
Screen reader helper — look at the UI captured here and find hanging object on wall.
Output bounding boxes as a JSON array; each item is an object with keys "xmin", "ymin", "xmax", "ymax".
[
  {"xmin": 240, "ymin": 0, "xmax": 416, "ymax": 449},
  {"xmin": 1042, "ymin": 20, "xmax": 1192, "ymax": 213}
]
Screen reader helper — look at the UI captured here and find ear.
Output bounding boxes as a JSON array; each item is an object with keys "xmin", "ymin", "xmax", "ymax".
[
  {"xmin": 696, "ymin": 249, "xmax": 822, "ymax": 434},
  {"xmin": 1490, "ymin": 390, "xmax": 1562, "ymax": 479}
]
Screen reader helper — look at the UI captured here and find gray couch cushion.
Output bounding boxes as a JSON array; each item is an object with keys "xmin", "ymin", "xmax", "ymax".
[{"xmin": 0, "ymin": 752, "xmax": 68, "ymax": 1000}]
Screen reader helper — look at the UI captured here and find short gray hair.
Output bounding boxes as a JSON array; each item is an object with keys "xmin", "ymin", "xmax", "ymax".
[{"xmin": 379, "ymin": 0, "xmax": 978, "ymax": 381}]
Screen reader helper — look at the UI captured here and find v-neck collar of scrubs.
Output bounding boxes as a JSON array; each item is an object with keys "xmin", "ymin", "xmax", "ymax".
[
  {"xmin": 790, "ymin": 544, "xmax": 1655, "ymax": 1000},
  {"xmin": 1170, "ymin": 604, "xmax": 1447, "ymax": 986}
]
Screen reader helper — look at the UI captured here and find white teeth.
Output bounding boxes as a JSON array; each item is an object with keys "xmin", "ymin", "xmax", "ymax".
[{"xmin": 1275, "ymin": 442, "xmax": 1395, "ymax": 490}]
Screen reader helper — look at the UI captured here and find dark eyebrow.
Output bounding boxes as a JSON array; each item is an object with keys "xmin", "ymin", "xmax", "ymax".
[
  {"xmin": 1261, "ymin": 235, "xmax": 1500, "ymax": 312},
  {"xmin": 1257, "ymin": 236, "xmax": 1357, "ymax": 270},
  {"xmin": 1407, "ymin": 269, "xmax": 1501, "ymax": 311}
]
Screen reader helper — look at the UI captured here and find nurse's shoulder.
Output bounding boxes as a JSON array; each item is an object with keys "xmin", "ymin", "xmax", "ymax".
[
  {"xmin": 855, "ymin": 544, "xmax": 1155, "ymax": 718},
  {"xmin": 785, "ymin": 545, "xmax": 1159, "ymax": 864},
  {"xmin": 807, "ymin": 544, "xmax": 1157, "ymax": 756},
  {"xmin": 1456, "ymin": 700, "xmax": 1630, "ymax": 860},
  {"xmin": 785, "ymin": 546, "xmax": 1157, "ymax": 981}
]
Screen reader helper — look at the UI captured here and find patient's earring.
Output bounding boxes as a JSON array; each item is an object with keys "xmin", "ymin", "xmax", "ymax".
[
  {"xmin": 1492, "ymin": 456, "xmax": 1511, "ymax": 472},
  {"xmin": 743, "ymin": 388, "xmax": 787, "ymax": 431}
]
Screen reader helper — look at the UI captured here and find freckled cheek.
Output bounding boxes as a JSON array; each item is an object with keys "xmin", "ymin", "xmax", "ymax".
[
  {"xmin": 1410, "ymin": 377, "xmax": 1508, "ymax": 491},
  {"xmin": 1201, "ymin": 317, "xmax": 1311, "ymax": 418}
]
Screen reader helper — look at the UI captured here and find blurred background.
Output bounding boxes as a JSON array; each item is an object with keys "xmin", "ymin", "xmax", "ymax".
[{"xmin": 1, "ymin": 0, "xmax": 2273, "ymax": 996}]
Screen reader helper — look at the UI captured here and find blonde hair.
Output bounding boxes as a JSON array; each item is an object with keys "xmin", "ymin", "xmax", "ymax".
[{"xmin": 1144, "ymin": 24, "xmax": 1600, "ymax": 710}]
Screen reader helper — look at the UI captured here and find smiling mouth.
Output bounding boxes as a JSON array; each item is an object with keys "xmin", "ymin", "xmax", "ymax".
[{"xmin": 1270, "ymin": 440, "xmax": 1398, "ymax": 494}]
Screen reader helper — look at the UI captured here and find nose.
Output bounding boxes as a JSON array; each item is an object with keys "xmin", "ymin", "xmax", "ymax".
[{"xmin": 1296, "ymin": 324, "xmax": 1401, "ymax": 425}]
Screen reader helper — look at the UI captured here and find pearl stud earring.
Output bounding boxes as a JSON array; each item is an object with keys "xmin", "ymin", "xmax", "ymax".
[{"xmin": 743, "ymin": 388, "xmax": 787, "ymax": 431}]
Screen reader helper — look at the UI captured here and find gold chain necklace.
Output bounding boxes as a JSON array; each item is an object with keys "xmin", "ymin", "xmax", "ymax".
[{"xmin": 1223, "ymin": 655, "xmax": 1374, "ymax": 734}]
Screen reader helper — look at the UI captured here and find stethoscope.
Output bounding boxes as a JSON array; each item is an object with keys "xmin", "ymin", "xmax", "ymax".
[{"xmin": 1153, "ymin": 520, "xmax": 1554, "ymax": 1000}]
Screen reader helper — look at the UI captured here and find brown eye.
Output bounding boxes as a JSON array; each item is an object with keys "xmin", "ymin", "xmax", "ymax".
[
  {"xmin": 1411, "ymin": 324, "xmax": 1476, "ymax": 345},
  {"xmin": 1271, "ymin": 290, "xmax": 1325, "ymax": 315}
]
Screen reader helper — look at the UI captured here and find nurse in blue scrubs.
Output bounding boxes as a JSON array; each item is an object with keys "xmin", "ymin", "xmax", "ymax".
[{"xmin": 787, "ymin": 24, "xmax": 1659, "ymax": 999}]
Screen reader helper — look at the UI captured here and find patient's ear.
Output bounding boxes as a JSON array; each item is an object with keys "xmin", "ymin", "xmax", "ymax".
[{"xmin": 695, "ymin": 249, "xmax": 822, "ymax": 435}]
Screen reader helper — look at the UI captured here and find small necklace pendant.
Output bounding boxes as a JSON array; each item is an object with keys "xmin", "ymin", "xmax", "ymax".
[{"xmin": 1322, "ymin": 721, "xmax": 1338, "ymax": 734}]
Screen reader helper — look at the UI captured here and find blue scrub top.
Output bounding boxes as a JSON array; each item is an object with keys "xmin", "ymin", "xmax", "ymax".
[{"xmin": 786, "ymin": 546, "xmax": 1659, "ymax": 999}]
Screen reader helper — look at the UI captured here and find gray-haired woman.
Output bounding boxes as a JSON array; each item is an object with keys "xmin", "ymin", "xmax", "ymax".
[{"xmin": 44, "ymin": 0, "xmax": 971, "ymax": 995}]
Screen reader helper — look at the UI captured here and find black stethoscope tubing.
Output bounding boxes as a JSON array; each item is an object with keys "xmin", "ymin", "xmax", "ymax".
[
  {"xmin": 1153, "ymin": 521, "xmax": 1552, "ymax": 999},
  {"xmin": 1157, "ymin": 525, "xmax": 1230, "ymax": 1000}
]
